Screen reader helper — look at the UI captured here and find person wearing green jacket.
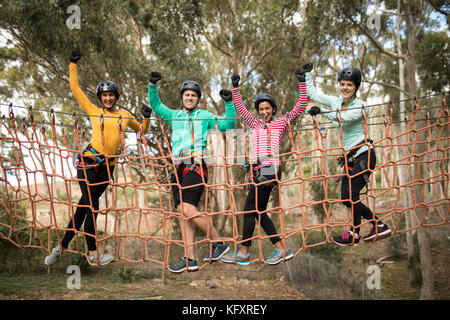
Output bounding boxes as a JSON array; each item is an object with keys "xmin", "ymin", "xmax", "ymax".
[
  {"xmin": 148, "ymin": 72, "xmax": 235, "ymax": 272},
  {"xmin": 303, "ymin": 63, "xmax": 391, "ymax": 246}
]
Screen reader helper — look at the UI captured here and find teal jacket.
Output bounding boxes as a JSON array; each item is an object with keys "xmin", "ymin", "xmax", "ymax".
[
  {"xmin": 305, "ymin": 72, "xmax": 370, "ymax": 157},
  {"xmin": 148, "ymin": 84, "xmax": 236, "ymax": 158}
]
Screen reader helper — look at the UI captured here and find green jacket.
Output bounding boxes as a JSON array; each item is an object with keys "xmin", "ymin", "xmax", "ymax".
[{"xmin": 148, "ymin": 84, "xmax": 236, "ymax": 158}]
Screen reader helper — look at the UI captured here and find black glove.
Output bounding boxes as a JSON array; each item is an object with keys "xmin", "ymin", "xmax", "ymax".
[
  {"xmin": 219, "ymin": 89, "xmax": 232, "ymax": 102},
  {"xmin": 295, "ymin": 70, "xmax": 306, "ymax": 82},
  {"xmin": 149, "ymin": 72, "xmax": 161, "ymax": 84},
  {"xmin": 303, "ymin": 62, "xmax": 313, "ymax": 72},
  {"xmin": 141, "ymin": 104, "xmax": 152, "ymax": 118},
  {"xmin": 70, "ymin": 50, "xmax": 82, "ymax": 63},
  {"xmin": 231, "ymin": 75, "xmax": 240, "ymax": 88},
  {"xmin": 308, "ymin": 106, "xmax": 321, "ymax": 116}
]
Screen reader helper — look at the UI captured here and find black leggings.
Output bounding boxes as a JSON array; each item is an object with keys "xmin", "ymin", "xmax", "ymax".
[
  {"xmin": 341, "ymin": 149, "xmax": 378, "ymax": 234},
  {"xmin": 241, "ymin": 166, "xmax": 281, "ymax": 247},
  {"xmin": 61, "ymin": 165, "xmax": 114, "ymax": 251}
]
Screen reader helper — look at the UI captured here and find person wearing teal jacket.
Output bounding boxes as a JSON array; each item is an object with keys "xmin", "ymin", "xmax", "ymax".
[
  {"xmin": 303, "ymin": 63, "xmax": 391, "ymax": 246},
  {"xmin": 148, "ymin": 72, "xmax": 235, "ymax": 272}
]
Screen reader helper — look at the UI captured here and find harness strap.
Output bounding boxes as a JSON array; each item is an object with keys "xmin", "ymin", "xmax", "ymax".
[
  {"xmin": 187, "ymin": 163, "xmax": 208, "ymax": 180},
  {"xmin": 75, "ymin": 145, "xmax": 106, "ymax": 173},
  {"xmin": 85, "ymin": 146, "xmax": 104, "ymax": 164},
  {"xmin": 347, "ymin": 139, "xmax": 373, "ymax": 159},
  {"xmin": 177, "ymin": 162, "xmax": 208, "ymax": 181},
  {"xmin": 338, "ymin": 138, "xmax": 374, "ymax": 169}
]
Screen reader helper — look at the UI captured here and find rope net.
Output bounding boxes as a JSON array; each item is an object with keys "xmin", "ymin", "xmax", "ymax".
[{"xmin": 0, "ymin": 94, "xmax": 448, "ymax": 269}]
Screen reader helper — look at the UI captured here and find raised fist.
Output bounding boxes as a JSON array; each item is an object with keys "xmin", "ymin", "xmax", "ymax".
[
  {"xmin": 303, "ymin": 62, "xmax": 313, "ymax": 73},
  {"xmin": 295, "ymin": 70, "xmax": 306, "ymax": 82},
  {"xmin": 231, "ymin": 75, "xmax": 240, "ymax": 88},
  {"xmin": 70, "ymin": 50, "xmax": 82, "ymax": 63},
  {"xmin": 219, "ymin": 89, "xmax": 232, "ymax": 102},
  {"xmin": 149, "ymin": 72, "xmax": 162, "ymax": 84}
]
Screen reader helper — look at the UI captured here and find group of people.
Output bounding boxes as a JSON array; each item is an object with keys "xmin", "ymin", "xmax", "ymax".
[{"xmin": 44, "ymin": 51, "xmax": 391, "ymax": 272}]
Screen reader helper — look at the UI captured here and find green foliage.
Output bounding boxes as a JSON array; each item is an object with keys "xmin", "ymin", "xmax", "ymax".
[
  {"xmin": 0, "ymin": 188, "xmax": 29, "ymax": 240},
  {"xmin": 296, "ymin": 230, "xmax": 343, "ymax": 264},
  {"xmin": 114, "ymin": 266, "xmax": 143, "ymax": 283},
  {"xmin": 416, "ymin": 31, "xmax": 450, "ymax": 93}
]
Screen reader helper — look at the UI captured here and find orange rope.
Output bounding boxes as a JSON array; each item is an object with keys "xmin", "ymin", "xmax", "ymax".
[{"xmin": 0, "ymin": 97, "xmax": 448, "ymax": 268}]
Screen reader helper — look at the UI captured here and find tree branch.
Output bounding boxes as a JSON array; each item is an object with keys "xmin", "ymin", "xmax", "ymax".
[
  {"xmin": 343, "ymin": 12, "xmax": 406, "ymax": 60},
  {"xmin": 363, "ymin": 79, "xmax": 409, "ymax": 95},
  {"xmin": 425, "ymin": 0, "xmax": 449, "ymax": 16}
]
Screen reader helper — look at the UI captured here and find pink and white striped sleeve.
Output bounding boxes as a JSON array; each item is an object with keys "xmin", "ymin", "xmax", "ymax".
[
  {"xmin": 232, "ymin": 87, "xmax": 258, "ymax": 129},
  {"xmin": 287, "ymin": 82, "xmax": 308, "ymax": 123}
]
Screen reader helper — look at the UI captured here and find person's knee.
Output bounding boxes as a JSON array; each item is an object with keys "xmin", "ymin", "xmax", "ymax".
[
  {"xmin": 341, "ymin": 193, "xmax": 361, "ymax": 208},
  {"xmin": 243, "ymin": 202, "xmax": 255, "ymax": 212},
  {"xmin": 179, "ymin": 202, "xmax": 202, "ymax": 220},
  {"xmin": 350, "ymin": 192, "xmax": 361, "ymax": 203}
]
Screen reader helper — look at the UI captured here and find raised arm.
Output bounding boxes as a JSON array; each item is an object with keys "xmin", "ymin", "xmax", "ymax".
[
  {"xmin": 147, "ymin": 72, "xmax": 176, "ymax": 125},
  {"xmin": 211, "ymin": 89, "xmax": 236, "ymax": 131},
  {"xmin": 286, "ymin": 70, "xmax": 308, "ymax": 123},
  {"xmin": 231, "ymin": 75, "xmax": 259, "ymax": 129},
  {"xmin": 69, "ymin": 51, "xmax": 98, "ymax": 114},
  {"xmin": 304, "ymin": 63, "xmax": 340, "ymax": 110}
]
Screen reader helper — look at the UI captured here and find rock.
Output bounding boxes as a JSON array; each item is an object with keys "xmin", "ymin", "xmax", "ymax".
[
  {"xmin": 206, "ymin": 279, "xmax": 221, "ymax": 289},
  {"xmin": 189, "ymin": 280, "xmax": 206, "ymax": 287}
]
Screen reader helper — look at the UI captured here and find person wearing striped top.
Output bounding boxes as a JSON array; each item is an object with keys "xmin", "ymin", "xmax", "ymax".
[{"xmin": 221, "ymin": 71, "xmax": 307, "ymax": 265}]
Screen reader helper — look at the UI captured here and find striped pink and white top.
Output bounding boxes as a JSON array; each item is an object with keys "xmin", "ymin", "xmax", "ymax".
[{"xmin": 232, "ymin": 82, "xmax": 307, "ymax": 169}]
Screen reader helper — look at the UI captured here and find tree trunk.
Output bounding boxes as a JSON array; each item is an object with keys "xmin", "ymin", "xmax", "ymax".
[
  {"xmin": 395, "ymin": 1, "xmax": 418, "ymax": 284},
  {"xmin": 402, "ymin": 0, "xmax": 434, "ymax": 299}
]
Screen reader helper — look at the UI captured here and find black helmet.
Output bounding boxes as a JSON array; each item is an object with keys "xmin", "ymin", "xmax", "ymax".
[
  {"xmin": 254, "ymin": 93, "xmax": 277, "ymax": 114},
  {"xmin": 96, "ymin": 80, "xmax": 120, "ymax": 101},
  {"xmin": 338, "ymin": 67, "xmax": 361, "ymax": 89},
  {"xmin": 180, "ymin": 80, "xmax": 202, "ymax": 99}
]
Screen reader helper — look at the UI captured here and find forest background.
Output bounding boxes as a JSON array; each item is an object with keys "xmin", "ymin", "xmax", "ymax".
[{"xmin": 0, "ymin": 0, "xmax": 448, "ymax": 300}]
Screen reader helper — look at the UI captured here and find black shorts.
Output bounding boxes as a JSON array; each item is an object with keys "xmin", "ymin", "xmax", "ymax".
[{"xmin": 171, "ymin": 161, "xmax": 208, "ymax": 209}]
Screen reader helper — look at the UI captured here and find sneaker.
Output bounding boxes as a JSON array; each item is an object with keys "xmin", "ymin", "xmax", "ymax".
[
  {"xmin": 331, "ymin": 231, "xmax": 361, "ymax": 246},
  {"xmin": 363, "ymin": 223, "xmax": 391, "ymax": 242},
  {"xmin": 168, "ymin": 257, "xmax": 199, "ymax": 273},
  {"xmin": 88, "ymin": 253, "xmax": 114, "ymax": 266},
  {"xmin": 204, "ymin": 242, "xmax": 229, "ymax": 261},
  {"xmin": 44, "ymin": 245, "xmax": 61, "ymax": 266},
  {"xmin": 265, "ymin": 248, "xmax": 294, "ymax": 265},
  {"xmin": 220, "ymin": 248, "xmax": 251, "ymax": 265}
]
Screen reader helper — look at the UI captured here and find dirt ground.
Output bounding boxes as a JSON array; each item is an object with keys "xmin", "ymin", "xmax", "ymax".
[
  {"xmin": 0, "ymin": 257, "xmax": 307, "ymax": 300},
  {"xmin": 0, "ymin": 225, "xmax": 448, "ymax": 301}
]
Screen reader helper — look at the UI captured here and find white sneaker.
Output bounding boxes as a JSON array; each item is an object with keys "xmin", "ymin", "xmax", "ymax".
[
  {"xmin": 265, "ymin": 248, "xmax": 293, "ymax": 265},
  {"xmin": 88, "ymin": 253, "xmax": 114, "ymax": 266},
  {"xmin": 44, "ymin": 245, "xmax": 61, "ymax": 266}
]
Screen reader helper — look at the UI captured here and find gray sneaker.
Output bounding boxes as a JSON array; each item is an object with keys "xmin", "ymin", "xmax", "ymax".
[
  {"xmin": 44, "ymin": 245, "xmax": 61, "ymax": 266},
  {"xmin": 88, "ymin": 253, "xmax": 114, "ymax": 266},
  {"xmin": 265, "ymin": 248, "xmax": 293, "ymax": 265},
  {"xmin": 220, "ymin": 248, "xmax": 250, "ymax": 265}
]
